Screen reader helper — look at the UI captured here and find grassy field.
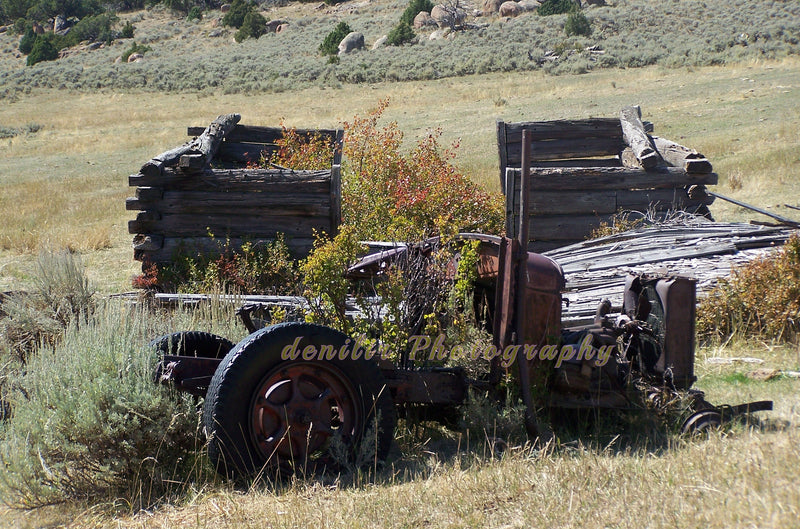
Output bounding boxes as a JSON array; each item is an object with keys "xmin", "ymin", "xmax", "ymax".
[{"xmin": 1, "ymin": 26, "xmax": 800, "ymax": 526}]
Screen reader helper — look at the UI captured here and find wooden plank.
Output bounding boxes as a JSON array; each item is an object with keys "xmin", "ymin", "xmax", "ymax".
[
  {"xmin": 501, "ymin": 119, "xmax": 625, "ymax": 141},
  {"xmin": 504, "ymin": 136, "xmax": 625, "ymax": 163},
  {"xmin": 150, "ymin": 191, "xmax": 331, "ymax": 216},
  {"xmin": 128, "ymin": 213, "xmax": 332, "ymax": 238},
  {"xmin": 527, "ymin": 190, "xmax": 617, "ymax": 216},
  {"xmin": 506, "ymin": 167, "xmax": 718, "ymax": 192},
  {"xmin": 129, "ymin": 168, "xmax": 332, "ymax": 192},
  {"xmin": 497, "ymin": 120, "xmax": 509, "ymax": 193},
  {"xmin": 528, "ymin": 158, "xmax": 623, "ymax": 168},
  {"xmin": 528, "ymin": 214, "xmax": 612, "ymax": 240},
  {"xmin": 620, "ymin": 106, "xmax": 660, "ymax": 170},
  {"xmin": 214, "ymin": 141, "xmax": 274, "ymax": 164},
  {"xmin": 330, "ymin": 164, "xmax": 341, "ymax": 236},
  {"xmin": 616, "ymin": 188, "xmax": 712, "ymax": 209},
  {"xmin": 136, "ymin": 187, "xmax": 163, "ymax": 201}
]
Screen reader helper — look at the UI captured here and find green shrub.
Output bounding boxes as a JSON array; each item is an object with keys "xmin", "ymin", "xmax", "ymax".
[
  {"xmin": 120, "ymin": 19, "xmax": 135, "ymax": 37},
  {"xmin": 134, "ymin": 234, "xmax": 301, "ymax": 295},
  {"xmin": 2, "ymin": 0, "xmax": 32, "ymax": 22},
  {"xmin": 341, "ymin": 100, "xmax": 504, "ymax": 241},
  {"xmin": 26, "ymin": 34, "xmax": 58, "ymax": 65},
  {"xmin": 319, "ymin": 21, "xmax": 352, "ymax": 56},
  {"xmin": 186, "ymin": 5, "xmax": 202, "ymax": 21},
  {"xmin": 234, "ymin": 10, "xmax": 266, "ymax": 42},
  {"xmin": 0, "ymin": 303, "xmax": 202, "ymax": 509},
  {"xmin": 162, "ymin": 0, "xmax": 192, "ymax": 13},
  {"xmin": 564, "ymin": 11, "xmax": 591, "ymax": 36},
  {"xmin": 697, "ymin": 235, "xmax": 800, "ymax": 343},
  {"xmin": 301, "ymin": 225, "xmax": 365, "ymax": 333},
  {"xmin": 222, "ymin": 0, "xmax": 254, "ymax": 28},
  {"xmin": 17, "ymin": 27, "xmax": 35, "ymax": 54},
  {"xmin": 387, "ymin": 20, "xmax": 415, "ymax": 46},
  {"xmin": 121, "ymin": 40, "xmax": 151, "ymax": 61},
  {"xmin": 67, "ymin": 12, "xmax": 118, "ymax": 44},
  {"xmin": 400, "ymin": 0, "xmax": 433, "ymax": 26},
  {"xmin": 538, "ymin": 0, "xmax": 577, "ymax": 16}
]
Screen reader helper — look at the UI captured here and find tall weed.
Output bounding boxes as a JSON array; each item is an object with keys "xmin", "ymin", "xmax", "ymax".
[
  {"xmin": 0, "ymin": 302, "xmax": 204, "ymax": 509},
  {"xmin": 697, "ymin": 235, "xmax": 800, "ymax": 343}
]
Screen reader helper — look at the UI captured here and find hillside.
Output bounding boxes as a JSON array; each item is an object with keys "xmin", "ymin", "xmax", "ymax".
[{"xmin": 1, "ymin": 0, "xmax": 799, "ymax": 98}]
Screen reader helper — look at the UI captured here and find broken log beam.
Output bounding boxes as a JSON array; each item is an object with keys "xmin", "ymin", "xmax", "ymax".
[
  {"xmin": 139, "ymin": 113, "xmax": 241, "ymax": 178},
  {"xmin": 652, "ymin": 136, "xmax": 713, "ymax": 173},
  {"xmin": 620, "ymin": 105, "xmax": 661, "ymax": 170}
]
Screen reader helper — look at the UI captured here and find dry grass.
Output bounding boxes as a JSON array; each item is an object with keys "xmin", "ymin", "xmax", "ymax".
[
  {"xmin": 0, "ymin": 59, "xmax": 799, "ymax": 528},
  {"xmin": 1, "ymin": 59, "xmax": 799, "ymax": 293}
]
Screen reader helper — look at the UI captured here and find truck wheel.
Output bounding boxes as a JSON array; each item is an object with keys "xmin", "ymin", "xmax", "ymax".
[
  {"xmin": 149, "ymin": 331, "xmax": 234, "ymax": 359},
  {"xmin": 680, "ymin": 409, "xmax": 722, "ymax": 436},
  {"xmin": 203, "ymin": 322, "xmax": 395, "ymax": 479}
]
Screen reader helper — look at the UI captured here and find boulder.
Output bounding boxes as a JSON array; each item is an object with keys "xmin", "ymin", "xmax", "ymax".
[
  {"xmin": 429, "ymin": 27, "xmax": 451, "ymax": 40},
  {"xmin": 481, "ymin": 0, "xmax": 503, "ymax": 14},
  {"xmin": 53, "ymin": 15, "xmax": 68, "ymax": 34},
  {"xmin": 276, "ymin": 23, "xmax": 289, "ymax": 33},
  {"xmin": 431, "ymin": 4, "xmax": 465, "ymax": 28},
  {"xmin": 372, "ymin": 35, "xmax": 388, "ymax": 49},
  {"xmin": 266, "ymin": 19, "xmax": 286, "ymax": 32},
  {"xmin": 413, "ymin": 11, "xmax": 434, "ymax": 29},
  {"xmin": 498, "ymin": 1, "xmax": 520, "ymax": 17},
  {"xmin": 338, "ymin": 31, "xmax": 365, "ymax": 55},
  {"xmin": 518, "ymin": 0, "xmax": 541, "ymax": 11},
  {"xmin": 582, "ymin": 0, "xmax": 605, "ymax": 5},
  {"xmin": 127, "ymin": 53, "xmax": 143, "ymax": 62},
  {"xmin": 220, "ymin": 3, "xmax": 230, "ymax": 12},
  {"xmin": 32, "ymin": 22, "xmax": 44, "ymax": 35}
]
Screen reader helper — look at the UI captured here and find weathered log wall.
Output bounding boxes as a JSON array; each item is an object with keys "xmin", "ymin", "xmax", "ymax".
[
  {"xmin": 497, "ymin": 109, "xmax": 717, "ymax": 252},
  {"xmin": 128, "ymin": 122, "xmax": 343, "ymax": 266}
]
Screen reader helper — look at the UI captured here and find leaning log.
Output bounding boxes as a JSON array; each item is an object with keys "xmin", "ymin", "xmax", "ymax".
[
  {"xmin": 139, "ymin": 113, "xmax": 241, "ymax": 178},
  {"xmin": 652, "ymin": 136, "xmax": 713, "ymax": 173},
  {"xmin": 620, "ymin": 105, "xmax": 661, "ymax": 170}
]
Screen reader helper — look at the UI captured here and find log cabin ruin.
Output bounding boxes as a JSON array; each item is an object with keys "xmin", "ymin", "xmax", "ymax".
[
  {"xmin": 127, "ymin": 113, "xmax": 343, "ymax": 264},
  {"xmin": 126, "ymin": 107, "xmax": 798, "ymax": 315}
]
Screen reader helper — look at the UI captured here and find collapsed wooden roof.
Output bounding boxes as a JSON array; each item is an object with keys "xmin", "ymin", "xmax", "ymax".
[{"xmin": 547, "ymin": 215, "xmax": 798, "ymax": 324}]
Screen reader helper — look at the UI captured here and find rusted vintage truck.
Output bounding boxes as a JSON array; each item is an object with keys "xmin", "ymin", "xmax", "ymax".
[{"xmin": 152, "ymin": 191, "xmax": 771, "ymax": 480}]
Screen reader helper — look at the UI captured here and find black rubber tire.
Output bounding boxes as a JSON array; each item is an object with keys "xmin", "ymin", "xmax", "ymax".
[
  {"xmin": 202, "ymin": 322, "xmax": 396, "ymax": 480},
  {"xmin": 149, "ymin": 331, "xmax": 235, "ymax": 359}
]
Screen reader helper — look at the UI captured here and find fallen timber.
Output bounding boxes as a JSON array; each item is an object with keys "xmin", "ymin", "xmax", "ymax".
[{"xmin": 545, "ymin": 217, "xmax": 799, "ymax": 325}]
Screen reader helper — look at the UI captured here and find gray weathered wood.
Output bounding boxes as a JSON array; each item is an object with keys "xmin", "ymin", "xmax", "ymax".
[
  {"xmin": 506, "ymin": 167, "xmax": 718, "ymax": 191},
  {"xmin": 132, "ymin": 234, "xmax": 164, "ymax": 251},
  {"xmin": 652, "ymin": 136, "xmax": 713, "ymax": 173},
  {"xmin": 620, "ymin": 105, "xmax": 661, "ymax": 170},
  {"xmin": 542, "ymin": 220, "xmax": 799, "ymax": 325},
  {"xmin": 129, "ymin": 168, "xmax": 331, "ymax": 190},
  {"xmin": 128, "ymin": 213, "xmax": 332, "ymax": 238},
  {"xmin": 141, "ymin": 113, "xmax": 240, "ymax": 177}
]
